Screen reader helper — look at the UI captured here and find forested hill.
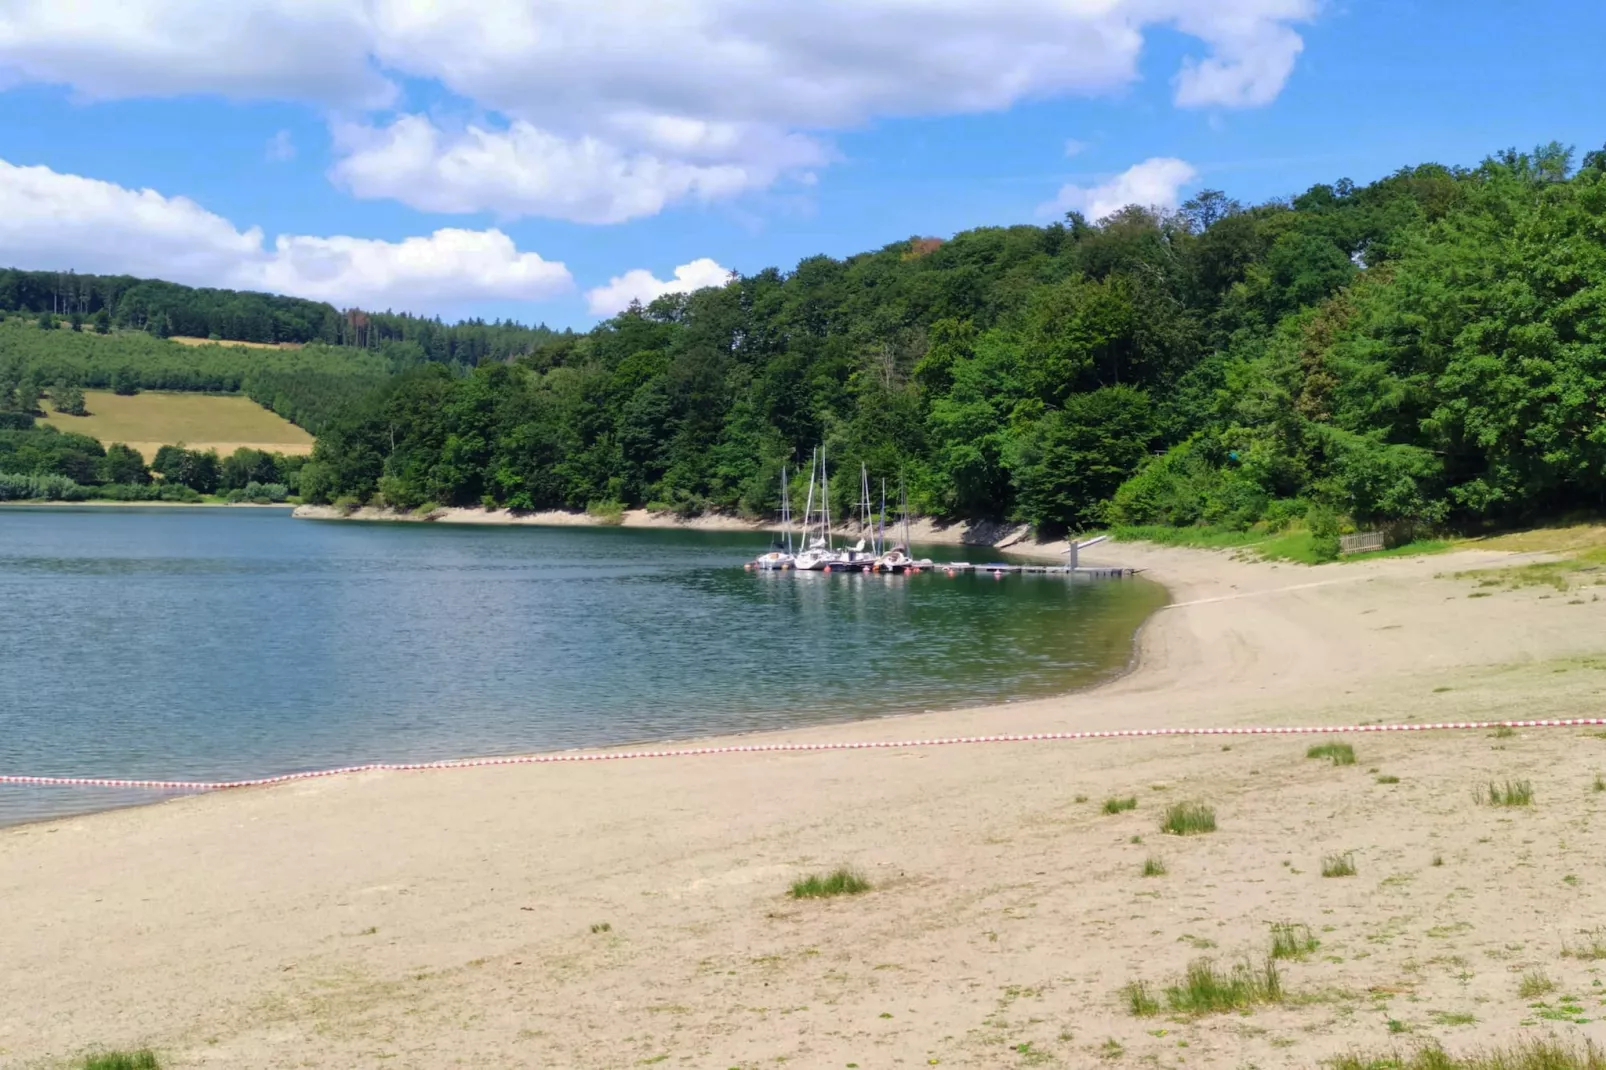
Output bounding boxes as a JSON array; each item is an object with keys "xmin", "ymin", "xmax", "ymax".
[
  {"xmin": 303, "ymin": 142, "xmax": 1606, "ymax": 537},
  {"xmin": 0, "ymin": 268, "xmax": 565, "ymax": 364}
]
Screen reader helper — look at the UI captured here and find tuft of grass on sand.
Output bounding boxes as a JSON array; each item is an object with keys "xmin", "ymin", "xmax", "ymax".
[
  {"xmin": 1563, "ymin": 929, "xmax": 1606, "ymax": 961},
  {"xmin": 1322, "ymin": 852, "xmax": 1358, "ymax": 878},
  {"xmin": 1327, "ymin": 1038, "xmax": 1606, "ymax": 1070},
  {"xmin": 1163, "ymin": 957, "xmax": 1283, "ymax": 1015},
  {"xmin": 1103, "ymin": 796, "xmax": 1138, "ymax": 814},
  {"xmin": 590, "ymin": 922, "xmax": 612, "ymax": 934},
  {"xmin": 1490, "ymin": 725, "xmax": 1516, "ymax": 739},
  {"xmin": 1478, "ymin": 780, "xmax": 1534, "ymax": 806},
  {"xmin": 1270, "ymin": 922, "xmax": 1320, "ymax": 960},
  {"xmin": 1161, "ymin": 802, "xmax": 1216, "ymax": 836},
  {"xmin": 1377, "ymin": 774, "xmax": 1401, "ymax": 784},
  {"xmin": 1594, "ymin": 774, "xmax": 1605, "ymax": 793},
  {"xmin": 1124, "ymin": 980, "xmax": 1161, "ymax": 1016},
  {"xmin": 1308, "ymin": 741, "xmax": 1357, "ymax": 766},
  {"xmin": 790, "ymin": 868, "xmax": 871, "ymax": 899},
  {"xmin": 82, "ymin": 1053, "xmax": 160, "ymax": 1070},
  {"xmin": 1517, "ymin": 970, "xmax": 1556, "ymax": 999},
  {"xmin": 1142, "ymin": 856, "xmax": 1167, "ymax": 878}
]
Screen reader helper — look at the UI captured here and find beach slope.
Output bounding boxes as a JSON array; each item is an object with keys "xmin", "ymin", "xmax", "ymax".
[{"xmin": 6, "ymin": 543, "xmax": 1606, "ymax": 1068}]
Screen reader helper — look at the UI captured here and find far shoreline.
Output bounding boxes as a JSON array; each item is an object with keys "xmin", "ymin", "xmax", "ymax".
[{"xmin": 292, "ymin": 503, "xmax": 1077, "ymax": 561}]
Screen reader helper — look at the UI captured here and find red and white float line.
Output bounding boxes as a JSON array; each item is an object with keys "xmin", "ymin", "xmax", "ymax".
[{"xmin": 2, "ymin": 718, "xmax": 1602, "ymax": 794}]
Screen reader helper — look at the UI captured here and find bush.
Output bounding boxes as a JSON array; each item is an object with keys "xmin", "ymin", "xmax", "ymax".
[{"xmin": 0, "ymin": 471, "xmax": 89, "ymax": 500}]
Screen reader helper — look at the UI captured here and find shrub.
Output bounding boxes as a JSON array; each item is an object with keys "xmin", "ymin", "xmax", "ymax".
[
  {"xmin": 1103, "ymin": 796, "xmax": 1137, "ymax": 814},
  {"xmin": 586, "ymin": 499, "xmax": 627, "ymax": 525},
  {"xmin": 0, "ymin": 471, "xmax": 89, "ymax": 501}
]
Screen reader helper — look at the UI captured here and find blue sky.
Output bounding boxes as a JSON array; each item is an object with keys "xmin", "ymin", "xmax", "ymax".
[{"xmin": 0, "ymin": 0, "xmax": 1601, "ymax": 330}]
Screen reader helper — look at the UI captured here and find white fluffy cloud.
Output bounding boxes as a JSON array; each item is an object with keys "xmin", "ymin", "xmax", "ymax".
[
  {"xmin": 0, "ymin": 159, "xmax": 572, "ymax": 310},
  {"xmin": 0, "ymin": 0, "xmax": 1315, "ymax": 223},
  {"xmin": 1040, "ymin": 157, "xmax": 1199, "ymax": 222},
  {"xmin": 586, "ymin": 258, "xmax": 733, "ymax": 316},
  {"xmin": 330, "ymin": 117, "xmax": 823, "ymax": 226}
]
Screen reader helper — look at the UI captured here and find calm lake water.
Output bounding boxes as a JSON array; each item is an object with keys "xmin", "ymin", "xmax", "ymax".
[{"xmin": 0, "ymin": 507, "xmax": 1165, "ymax": 826}]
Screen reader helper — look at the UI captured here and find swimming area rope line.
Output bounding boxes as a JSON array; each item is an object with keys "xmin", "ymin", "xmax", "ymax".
[{"xmin": 3, "ymin": 718, "xmax": 1603, "ymax": 794}]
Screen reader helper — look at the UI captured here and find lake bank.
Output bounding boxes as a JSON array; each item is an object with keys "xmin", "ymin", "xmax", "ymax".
[
  {"xmin": 292, "ymin": 502, "xmax": 1073, "ymax": 560},
  {"xmin": 8, "ymin": 539, "xmax": 1606, "ymax": 1067},
  {"xmin": 0, "ymin": 510, "xmax": 1156, "ymax": 830}
]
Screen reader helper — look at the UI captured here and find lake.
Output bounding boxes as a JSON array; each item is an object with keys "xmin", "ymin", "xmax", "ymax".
[{"xmin": 0, "ymin": 507, "xmax": 1166, "ymax": 826}]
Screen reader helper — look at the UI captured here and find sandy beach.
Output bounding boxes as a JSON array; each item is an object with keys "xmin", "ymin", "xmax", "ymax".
[
  {"xmin": 7, "ymin": 539, "xmax": 1606, "ymax": 1068},
  {"xmin": 290, "ymin": 503, "xmax": 1040, "ymax": 551}
]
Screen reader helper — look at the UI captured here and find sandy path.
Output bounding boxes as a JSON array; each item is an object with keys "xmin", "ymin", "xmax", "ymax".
[{"xmin": 6, "ymin": 543, "xmax": 1606, "ymax": 1068}]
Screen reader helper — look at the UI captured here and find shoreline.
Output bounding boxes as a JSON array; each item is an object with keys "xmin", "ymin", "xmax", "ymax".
[
  {"xmin": 10, "ymin": 539, "xmax": 1606, "ymax": 1067},
  {"xmin": 293, "ymin": 502, "xmax": 1072, "ymax": 559}
]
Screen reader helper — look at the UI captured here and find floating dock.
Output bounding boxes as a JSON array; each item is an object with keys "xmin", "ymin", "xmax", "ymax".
[{"xmin": 932, "ymin": 562, "xmax": 1137, "ymax": 578}]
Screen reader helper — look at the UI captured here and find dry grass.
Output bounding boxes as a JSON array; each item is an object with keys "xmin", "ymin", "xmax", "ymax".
[
  {"xmin": 1328, "ymin": 1037, "xmax": 1606, "ymax": 1069},
  {"xmin": 39, "ymin": 391, "xmax": 314, "ymax": 460},
  {"xmin": 169, "ymin": 336, "xmax": 303, "ymax": 350}
]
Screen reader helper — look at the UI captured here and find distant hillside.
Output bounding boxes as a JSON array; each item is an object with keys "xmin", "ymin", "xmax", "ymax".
[
  {"xmin": 0, "ymin": 266, "xmax": 569, "ymax": 363},
  {"xmin": 0, "ymin": 319, "xmax": 387, "ymax": 435}
]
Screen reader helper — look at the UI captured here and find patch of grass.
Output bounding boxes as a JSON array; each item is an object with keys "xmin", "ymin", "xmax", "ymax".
[
  {"xmin": 1594, "ymin": 775, "xmax": 1605, "ymax": 793},
  {"xmin": 1518, "ymin": 970, "xmax": 1556, "ymax": 999},
  {"xmin": 1478, "ymin": 779, "xmax": 1533, "ymax": 806},
  {"xmin": 1161, "ymin": 801, "xmax": 1217, "ymax": 836},
  {"xmin": 1161, "ymin": 956, "xmax": 1283, "ymax": 1015},
  {"xmin": 1142, "ymin": 856, "xmax": 1167, "ymax": 878},
  {"xmin": 37, "ymin": 389, "xmax": 313, "ymax": 461},
  {"xmin": 1491, "ymin": 725, "xmax": 1517, "ymax": 739},
  {"xmin": 790, "ymin": 868, "xmax": 871, "ymax": 899},
  {"xmin": 82, "ymin": 1054, "xmax": 160, "ymax": 1070},
  {"xmin": 1103, "ymin": 796, "xmax": 1138, "ymax": 814},
  {"xmin": 1270, "ymin": 922, "xmax": 1320, "ymax": 960},
  {"xmin": 590, "ymin": 922, "xmax": 612, "ymax": 934},
  {"xmin": 1429, "ymin": 1010, "xmax": 1478, "ymax": 1027},
  {"xmin": 1562, "ymin": 928, "xmax": 1606, "ymax": 961},
  {"xmin": 1327, "ymin": 1038, "xmax": 1605, "ymax": 1070},
  {"xmin": 1308, "ymin": 741, "xmax": 1357, "ymax": 765},
  {"xmin": 1377, "ymin": 774, "xmax": 1401, "ymax": 784},
  {"xmin": 1431, "ymin": 854, "xmax": 1444, "ymax": 867},
  {"xmin": 1124, "ymin": 980, "xmax": 1161, "ymax": 1016},
  {"xmin": 1322, "ymin": 852, "xmax": 1358, "ymax": 878},
  {"xmin": 1074, "ymin": 794, "xmax": 1089, "ymax": 803}
]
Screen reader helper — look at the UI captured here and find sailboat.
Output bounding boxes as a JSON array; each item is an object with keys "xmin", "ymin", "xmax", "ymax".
[
  {"xmin": 793, "ymin": 447, "xmax": 846, "ymax": 571},
  {"xmin": 872, "ymin": 475, "xmax": 930, "ymax": 572},
  {"xmin": 753, "ymin": 464, "xmax": 795, "ymax": 570}
]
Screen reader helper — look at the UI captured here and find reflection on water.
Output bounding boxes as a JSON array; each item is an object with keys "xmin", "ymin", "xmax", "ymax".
[{"xmin": 0, "ymin": 507, "xmax": 1165, "ymax": 825}]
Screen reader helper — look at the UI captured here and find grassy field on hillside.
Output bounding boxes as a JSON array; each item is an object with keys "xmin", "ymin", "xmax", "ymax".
[
  {"xmin": 169, "ymin": 336, "xmax": 304, "ymax": 351},
  {"xmin": 40, "ymin": 391, "xmax": 314, "ymax": 460}
]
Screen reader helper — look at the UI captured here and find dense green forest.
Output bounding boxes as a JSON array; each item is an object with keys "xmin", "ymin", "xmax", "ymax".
[
  {"xmin": 303, "ymin": 142, "xmax": 1606, "ymax": 540},
  {"xmin": 0, "ymin": 267, "xmax": 566, "ymax": 360}
]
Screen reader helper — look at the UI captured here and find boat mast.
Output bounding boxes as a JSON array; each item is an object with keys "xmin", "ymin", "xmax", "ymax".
[
  {"xmin": 780, "ymin": 464, "xmax": 791, "ymax": 554},
  {"xmin": 879, "ymin": 478, "xmax": 887, "ymax": 555},
  {"xmin": 800, "ymin": 449, "xmax": 817, "ymax": 547},
  {"xmin": 821, "ymin": 446, "xmax": 832, "ymax": 550}
]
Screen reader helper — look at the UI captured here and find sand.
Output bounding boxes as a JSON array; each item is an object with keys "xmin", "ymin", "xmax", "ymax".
[
  {"xmin": 6, "ymin": 541, "xmax": 1606, "ymax": 1068},
  {"xmin": 291, "ymin": 503, "xmax": 1038, "ymax": 551}
]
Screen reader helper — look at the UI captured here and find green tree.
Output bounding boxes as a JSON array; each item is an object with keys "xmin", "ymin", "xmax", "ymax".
[
  {"xmin": 93, "ymin": 308, "xmax": 111, "ymax": 334},
  {"xmin": 53, "ymin": 381, "xmax": 87, "ymax": 416},
  {"xmin": 100, "ymin": 443, "xmax": 151, "ymax": 484}
]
